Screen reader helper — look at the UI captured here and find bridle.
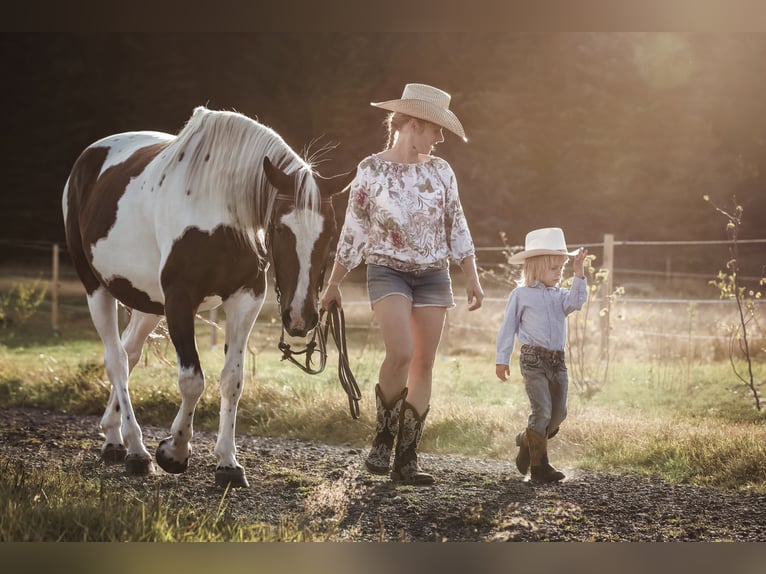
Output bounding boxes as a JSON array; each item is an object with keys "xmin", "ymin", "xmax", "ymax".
[{"xmin": 270, "ymin": 193, "xmax": 361, "ymax": 419}]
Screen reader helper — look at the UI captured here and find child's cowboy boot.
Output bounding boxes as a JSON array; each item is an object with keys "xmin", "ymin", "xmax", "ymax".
[
  {"xmin": 364, "ymin": 385, "xmax": 407, "ymax": 475},
  {"xmin": 527, "ymin": 428, "xmax": 565, "ymax": 482},
  {"xmin": 390, "ymin": 402, "xmax": 434, "ymax": 485},
  {"xmin": 515, "ymin": 426, "xmax": 559, "ymax": 476},
  {"xmin": 515, "ymin": 431, "xmax": 530, "ymax": 475}
]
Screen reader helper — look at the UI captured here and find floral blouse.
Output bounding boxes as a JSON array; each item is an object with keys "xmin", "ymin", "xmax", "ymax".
[{"xmin": 335, "ymin": 154, "xmax": 476, "ymax": 272}]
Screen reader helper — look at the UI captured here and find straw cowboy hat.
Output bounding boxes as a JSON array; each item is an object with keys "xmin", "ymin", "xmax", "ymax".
[
  {"xmin": 508, "ymin": 227, "xmax": 580, "ymax": 264},
  {"xmin": 371, "ymin": 83, "xmax": 467, "ymax": 142}
]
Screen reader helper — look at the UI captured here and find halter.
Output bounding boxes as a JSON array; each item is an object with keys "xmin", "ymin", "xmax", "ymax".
[{"xmin": 271, "ymin": 193, "xmax": 361, "ymax": 419}]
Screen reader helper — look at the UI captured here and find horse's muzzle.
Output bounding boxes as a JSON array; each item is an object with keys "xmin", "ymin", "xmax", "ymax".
[{"xmin": 282, "ymin": 309, "xmax": 319, "ymax": 338}]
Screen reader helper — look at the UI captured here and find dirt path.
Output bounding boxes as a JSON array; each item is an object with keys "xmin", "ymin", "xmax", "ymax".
[{"xmin": 2, "ymin": 406, "xmax": 765, "ymax": 541}]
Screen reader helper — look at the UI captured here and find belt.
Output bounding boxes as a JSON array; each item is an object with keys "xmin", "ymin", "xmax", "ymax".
[{"xmin": 521, "ymin": 344, "xmax": 565, "ymax": 361}]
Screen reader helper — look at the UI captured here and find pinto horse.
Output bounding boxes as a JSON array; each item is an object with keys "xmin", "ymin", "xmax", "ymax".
[{"xmin": 62, "ymin": 106, "xmax": 355, "ymax": 488}]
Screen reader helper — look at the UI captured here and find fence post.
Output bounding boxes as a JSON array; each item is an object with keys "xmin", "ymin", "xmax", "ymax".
[
  {"xmin": 51, "ymin": 243, "xmax": 60, "ymax": 335},
  {"xmin": 600, "ymin": 233, "xmax": 614, "ymax": 360}
]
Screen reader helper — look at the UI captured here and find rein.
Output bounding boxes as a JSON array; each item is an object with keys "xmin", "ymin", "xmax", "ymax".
[
  {"xmin": 277, "ymin": 302, "xmax": 361, "ymax": 419},
  {"xmin": 271, "ymin": 192, "xmax": 359, "ymax": 418}
]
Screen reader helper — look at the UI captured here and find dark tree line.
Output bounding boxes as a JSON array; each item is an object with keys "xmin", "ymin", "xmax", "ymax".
[{"xmin": 2, "ymin": 33, "xmax": 765, "ymax": 275}]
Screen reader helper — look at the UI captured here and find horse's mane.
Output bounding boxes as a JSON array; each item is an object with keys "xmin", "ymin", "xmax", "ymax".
[{"xmin": 164, "ymin": 106, "xmax": 320, "ymax": 239}]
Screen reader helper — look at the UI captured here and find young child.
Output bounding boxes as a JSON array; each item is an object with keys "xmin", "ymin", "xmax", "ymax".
[{"xmin": 495, "ymin": 227, "xmax": 588, "ymax": 482}]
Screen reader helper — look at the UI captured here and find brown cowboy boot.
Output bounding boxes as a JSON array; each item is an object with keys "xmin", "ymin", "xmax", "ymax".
[
  {"xmin": 364, "ymin": 385, "xmax": 407, "ymax": 475},
  {"xmin": 527, "ymin": 428, "xmax": 565, "ymax": 482},
  {"xmin": 516, "ymin": 426, "xmax": 559, "ymax": 475},
  {"xmin": 390, "ymin": 401, "xmax": 434, "ymax": 485},
  {"xmin": 515, "ymin": 431, "xmax": 530, "ymax": 475}
]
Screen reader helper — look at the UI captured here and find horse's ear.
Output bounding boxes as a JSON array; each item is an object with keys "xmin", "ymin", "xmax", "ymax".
[
  {"xmin": 263, "ymin": 156, "xmax": 293, "ymax": 191},
  {"xmin": 318, "ymin": 167, "xmax": 357, "ymax": 198}
]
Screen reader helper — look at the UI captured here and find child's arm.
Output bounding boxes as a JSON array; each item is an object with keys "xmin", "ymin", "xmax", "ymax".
[
  {"xmin": 495, "ymin": 290, "xmax": 520, "ymax": 380},
  {"xmin": 563, "ymin": 248, "xmax": 589, "ymax": 313}
]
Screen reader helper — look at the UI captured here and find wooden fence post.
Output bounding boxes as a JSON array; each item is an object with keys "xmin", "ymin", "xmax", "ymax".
[
  {"xmin": 600, "ymin": 233, "xmax": 614, "ymax": 360},
  {"xmin": 51, "ymin": 243, "xmax": 60, "ymax": 335}
]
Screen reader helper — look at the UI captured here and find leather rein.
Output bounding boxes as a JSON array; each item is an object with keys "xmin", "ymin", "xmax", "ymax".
[{"xmin": 271, "ymin": 193, "xmax": 361, "ymax": 419}]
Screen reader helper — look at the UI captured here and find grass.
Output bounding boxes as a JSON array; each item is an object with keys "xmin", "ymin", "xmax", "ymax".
[
  {"xmin": 1, "ymin": 266, "xmax": 765, "ymax": 540},
  {"xmin": 2, "ymin": 330, "xmax": 764, "ymax": 492},
  {"xmin": 0, "ymin": 457, "xmax": 320, "ymax": 541}
]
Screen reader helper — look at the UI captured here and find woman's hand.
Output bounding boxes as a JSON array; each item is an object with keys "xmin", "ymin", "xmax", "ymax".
[
  {"xmin": 320, "ymin": 283, "xmax": 342, "ymax": 311},
  {"xmin": 460, "ymin": 256, "xmax": 484, "ymax": 311},
  {"xmin": 466, "ymin": 278, "xmax": 484, "ymax": 311},
  {"xmin": 320, "ymin": 262, "xmax": 349, "ymax": 311}
]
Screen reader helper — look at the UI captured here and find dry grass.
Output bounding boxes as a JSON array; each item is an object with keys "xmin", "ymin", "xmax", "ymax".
[{"xmin": 1, "ymin": 263, "xmax": 766, "ymax": 493}]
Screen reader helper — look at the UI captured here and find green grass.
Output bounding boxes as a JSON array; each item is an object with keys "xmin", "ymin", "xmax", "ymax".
[
  {"xmin": 2, "ymin": 329, "xmax": 764, "ymax": 493},
  {"xmin": 0, "ymin": 457, "xmax": 319, "ymax": 541}
]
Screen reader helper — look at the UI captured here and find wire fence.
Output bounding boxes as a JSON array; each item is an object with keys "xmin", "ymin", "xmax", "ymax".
[{"xmin": 1, "ymin": 237, "xmax": 765, "ymax": 362}]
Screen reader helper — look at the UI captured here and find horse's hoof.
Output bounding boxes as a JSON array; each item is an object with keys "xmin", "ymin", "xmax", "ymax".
[
  {"xmin": 155, "ymin": 437, "xmax": 190, "ymax": 474},
  {"xmin": 215, "ymin": 465, "xmax": 249, "ymax": 489},
  {"xmin": 101, "ymin": 443, "xmax": 127, "ymax": 464},
  {"xmin": 125, "ymin": 453, "xmax": 154, "ymax": 476}
]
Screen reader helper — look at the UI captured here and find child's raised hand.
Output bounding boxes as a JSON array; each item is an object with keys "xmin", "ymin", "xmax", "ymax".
[
  {"xmin": 496, "ymin": 364, "xmax": 510, "ymax": 381},
  {"xmin": 573, "ymin": 247, "xmax": 588, "ymax": 278}
]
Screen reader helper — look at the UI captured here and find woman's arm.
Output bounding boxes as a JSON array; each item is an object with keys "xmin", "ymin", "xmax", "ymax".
[{"xmin": 320, "ymin": 262, "xmax": 350, "ymax": 311}]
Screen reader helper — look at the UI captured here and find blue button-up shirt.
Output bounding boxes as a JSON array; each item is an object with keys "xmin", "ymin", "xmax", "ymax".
[{"xmin": 495, "ymin": 276, "xmax": 588, "ymax": 365}]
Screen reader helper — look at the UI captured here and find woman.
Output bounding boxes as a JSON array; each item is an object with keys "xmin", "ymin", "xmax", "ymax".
[{"xmin": 320, "ymin": 83, "xmax": 484, "ymax": 485}]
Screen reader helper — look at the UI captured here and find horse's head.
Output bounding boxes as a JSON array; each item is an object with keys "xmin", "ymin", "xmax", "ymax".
[{"xmin": 264, "ymin": 157, "xmax": 356, "ymax": 337}]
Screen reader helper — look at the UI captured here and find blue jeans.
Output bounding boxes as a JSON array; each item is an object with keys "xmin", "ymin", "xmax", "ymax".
[{"xmin": 519, "ymin": 344, "xmax": 568, "ymax": 436}]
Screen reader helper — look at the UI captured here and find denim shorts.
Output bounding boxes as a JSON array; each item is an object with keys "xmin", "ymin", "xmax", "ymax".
[{"xmin": 366, "ymin": 264, "xmax": 455, "ymax": 309}]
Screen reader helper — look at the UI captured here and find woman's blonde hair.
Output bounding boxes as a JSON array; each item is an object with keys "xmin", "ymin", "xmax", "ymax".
[
  {"xmin": 521, "ymin": 254, "xmax": 568, "ymax": 287},
  {"xmin": 384, "ymin": 111, "xmax": 414, "ymax": 150}
]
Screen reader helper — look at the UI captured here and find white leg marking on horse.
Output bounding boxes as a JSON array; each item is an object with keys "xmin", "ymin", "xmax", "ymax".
[
  {"xmin": 280, "ymin": 209, "xmax": 323, "ymax": 331},
  {"xmin": 87, "ymin": 288, "xmax": 151, "ymax": 461},
  {"xmin": 215, "ymin": 290, "xmax": 264, "ymax": 469},
  {"xmin": 100, "ymin": 386, "xmax": 122, "ymax": 450}
]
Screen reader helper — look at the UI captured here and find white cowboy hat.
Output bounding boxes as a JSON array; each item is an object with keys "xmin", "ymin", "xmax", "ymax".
[
  {"xmin": 508, "ymin": 227, "xmax": 580, "ymax": 264},
  {"xmin": 370, "ymin": 83, "xmax": 467, "ymax": 142}
]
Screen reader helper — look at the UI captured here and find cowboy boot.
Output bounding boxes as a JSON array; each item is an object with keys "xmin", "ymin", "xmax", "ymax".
[
  {"xmin": 364, "ymin": 385, "xmax": 407, "ymax": 475},
  {"xmin": 391, "ymin": 401, "xmax": 434, "ymax": 485},
  {"xmin": 515, "ymin": 430, "xmax": 530, "ymax": 475},
  {"xmin": 516, "ymin": 425, "xmax": 559, "ymax": 476},
  {"xmin": 527, "ymin": 428, "xmax": 565, "ymax": 482}
]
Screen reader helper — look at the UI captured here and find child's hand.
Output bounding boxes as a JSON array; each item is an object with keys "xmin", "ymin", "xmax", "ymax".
[
  {"xmin": 573, "ymin": 247, "xmax": 588, "ymax": 278},
  {"xmin": 496, "ymin": 364, "xmax": 510, "ymax": 381}
]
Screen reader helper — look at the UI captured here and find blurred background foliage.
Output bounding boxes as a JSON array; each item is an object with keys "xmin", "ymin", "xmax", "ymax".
[{"xmin": 2, "ymin": 33, "xmax": 765, "ymax": 275}]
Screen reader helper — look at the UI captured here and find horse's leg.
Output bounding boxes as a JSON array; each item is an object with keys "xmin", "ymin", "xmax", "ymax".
[
  {"xmin": 155, "ymin": 291, "xmax": 204, "ymax": 475},
  {"xmin": 87, "ymin": 288, "xmax": 153, "ymax": 474},
  {"xmin": 101, "ymin": 310, "xmax": 163, "ymax": 463},
  {"xmin": 214, "ymin": 288, "xmax": 264, "ymax": 488},
  {"xmin": 122, "ymin": 310, "xmax": 163, "ymax": 372}
]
